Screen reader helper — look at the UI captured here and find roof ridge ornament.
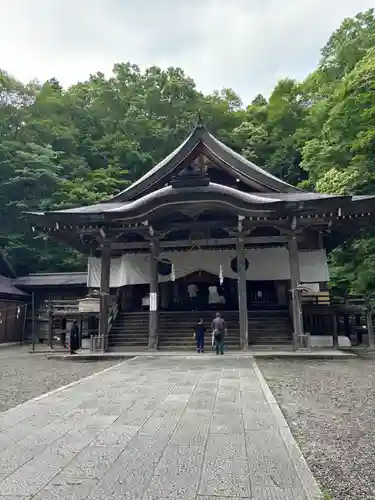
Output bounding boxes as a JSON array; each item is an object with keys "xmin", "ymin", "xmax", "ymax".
[
  {"xmin": 170, "ymin": 156, "xmax": 210, "ymax": 189},
  {"xmin": 196, "ymin": 109, "xmax": 204, "ymax": 128}
]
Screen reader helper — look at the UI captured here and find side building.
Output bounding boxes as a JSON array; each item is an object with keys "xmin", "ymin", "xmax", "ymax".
[
  {"xmin": 0, "ymin": 252, "xmax": 28, "ymax": 344},
  {"xmin": 14, "ymin": 272, "xmax": 88, "ymax": 342}
]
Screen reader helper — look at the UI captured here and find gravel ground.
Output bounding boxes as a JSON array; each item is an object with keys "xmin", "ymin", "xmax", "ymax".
[
  {"xmin": 0, "ymin": 346, "xmax": 121, "ymax": 412},
  {"xmin": 258, "ymin": 357, "xmax": 375, "ymax": 500}
]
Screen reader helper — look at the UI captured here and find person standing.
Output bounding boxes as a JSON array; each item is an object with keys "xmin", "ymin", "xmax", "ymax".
[
  {"xmin": 211, "ymin": 312, "xmax": 227, "ymax": 355},
  {"xmin": 194, "ymin": 318, "xmax": 206, "ymax": 353},
  {"xmin": 188, "ymin": 283, "xmax": 198, "ymax": 311},
  {"xmin": 208, "ymin": 285, "xmax": 220, "ymax": 309},
  {"xmin": 69, "ymin": 319, "xmax": 80, "ymax": 354},
  {"xmin": 142, "ymin": 293, "xmax": 150, "ymax": 311}
]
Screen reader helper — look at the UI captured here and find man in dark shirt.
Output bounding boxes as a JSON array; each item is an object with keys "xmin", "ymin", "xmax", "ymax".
[
  {"xmin": 211, "ymin": 312, "xmax": 226, "ymax": 355},
  {"xmin": 194, "ymin": 319, "xmax": 206, "ymax": 353}
]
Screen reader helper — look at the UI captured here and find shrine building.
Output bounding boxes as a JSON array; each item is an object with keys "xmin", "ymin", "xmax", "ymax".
[{"xmin": 26, "ymin": 121, "xmax": 375, "ymax": 351}]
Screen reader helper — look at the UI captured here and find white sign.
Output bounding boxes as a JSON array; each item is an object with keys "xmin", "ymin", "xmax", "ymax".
[{"xmin": 150, "ymin": 292, "xmax": 158, "ymax": 311}]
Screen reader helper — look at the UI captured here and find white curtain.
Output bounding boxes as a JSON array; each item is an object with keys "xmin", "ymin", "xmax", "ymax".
[{"xmin": 87, "ymin": 248, "xmax": 329, "ymax": 288}]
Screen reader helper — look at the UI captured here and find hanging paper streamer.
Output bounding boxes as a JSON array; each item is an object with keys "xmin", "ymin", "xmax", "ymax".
[
  {"xmin": 171, "ymin": 263, "xmax": 176, "ymax": 281},
  {"xmin": 219, "ymin": 264, "xmax": 224, "ymax": 285}
]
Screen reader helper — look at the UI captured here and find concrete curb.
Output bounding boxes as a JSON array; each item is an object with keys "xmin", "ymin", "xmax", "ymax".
[
  {"xmin": 45, "ymin": 350, "xmax": 355, "ymax": 361},
  {"xmin": 252, "ymin": 360, "xmax": 323, "ymax": 500},
  {"xmin": 252, "ymin": 352, "xmax": 355, "ymax": 359},
  {"xmin": 0, "ymin": 342, "xmax": 20, "ymax": 349}
]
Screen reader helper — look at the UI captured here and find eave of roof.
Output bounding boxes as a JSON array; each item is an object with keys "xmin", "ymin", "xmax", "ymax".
[
  {"xmin": 0, "ymin": 275, "xmax": 28, "ymax": 296},
  {"xmin": 26, "ymin": 184, "xmax": 359, "ymax": 230},
  {"xmin": 14, "ymin": 272, "xmax": 88, "ymax": 288}
]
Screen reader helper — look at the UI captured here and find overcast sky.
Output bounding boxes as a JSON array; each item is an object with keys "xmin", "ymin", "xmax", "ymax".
[{"xmin": 1, "ymin": 0, "xmax": 373, "ymax": 104}]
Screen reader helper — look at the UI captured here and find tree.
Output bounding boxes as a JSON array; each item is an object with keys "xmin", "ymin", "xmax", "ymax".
[
  {"xmin": 301, "ymin": 48, "xmax": 375, "ymax": 193},
  {"xmin": 320, "ymin": 9, "xmax": 375, "ymax": 81},
  {"xmin": 1, "ymin": 7, "xmax": 375, "ymax": 294}
]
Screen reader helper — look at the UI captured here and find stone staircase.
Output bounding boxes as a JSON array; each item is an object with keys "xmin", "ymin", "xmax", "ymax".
[{"xmin": 108, "ymin": 309, "xmax": 292, "ymax": 350}]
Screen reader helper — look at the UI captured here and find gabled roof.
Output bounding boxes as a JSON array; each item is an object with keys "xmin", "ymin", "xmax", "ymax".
[
  {"xmin": 0, "ymin": 275, "xmax": 28, "ymax": 297},
  {"xmin": 0, "ymin": 251, "xmax": 16, "ymax": 279},
  {"xmin": 109, "ymin": 123, "xmax": 301, "ymax": 201}
]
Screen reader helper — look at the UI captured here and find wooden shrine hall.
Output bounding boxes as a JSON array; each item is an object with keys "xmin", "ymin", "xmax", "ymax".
[{"xmin": 27, "ymin": 121, "xmax": 375, "ymax": 351}]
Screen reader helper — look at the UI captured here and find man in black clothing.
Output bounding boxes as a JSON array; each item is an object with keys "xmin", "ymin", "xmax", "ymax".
[
  {"xmin": 194, "ymin": 319, "xmax": 206, "ymax": 353},
  {"xmin": 69, "ymin": 319, "xmax": 80, "ymax": 354}
]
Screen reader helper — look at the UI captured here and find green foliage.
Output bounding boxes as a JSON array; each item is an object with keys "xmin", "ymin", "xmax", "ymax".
[{"xmin": 1, "ymin": 8, "xmax": 375, "ymax": 293}]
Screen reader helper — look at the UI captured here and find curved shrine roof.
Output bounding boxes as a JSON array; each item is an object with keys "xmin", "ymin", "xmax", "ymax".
[
  {"xmin": 110, "ymin": 123, "xmax": 301, "ymax": 201},
  {"xmin": 28, "ymin": 183, "xmax": 357, "ymax": 226},
  {"xmin": 25, "ymin": 123, "xmax": 375, "ymax": 227}
]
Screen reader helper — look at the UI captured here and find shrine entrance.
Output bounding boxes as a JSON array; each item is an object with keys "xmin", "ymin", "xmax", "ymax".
[
  {"xmin": 160, "ymin": 270, "xmax": 237, "ymax": 311},
  {"xmin": 117, "ymin": 271, "xmax": 288, "ymax": 313}
]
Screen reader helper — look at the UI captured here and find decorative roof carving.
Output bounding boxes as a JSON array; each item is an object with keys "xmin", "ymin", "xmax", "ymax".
[{"xmin": 170, "ymin": 157, "xmax": 210, "ymax": 188}]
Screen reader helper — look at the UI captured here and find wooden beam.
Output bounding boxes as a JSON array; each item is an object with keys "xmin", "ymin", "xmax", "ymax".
[
  {"xmin": 287, "ymin": 233, "xmax": 305, "ymax": 351},
  {"xmin": 99, "ymin": 240, "xmax": 111, "ymax": 352},
  {"xmin": 44, "ymin": 212, "xmax": 375, "ymax": 257},
  {"xmin": 236, "ymin": 230, "xmax": 248, "ymax": 350},
  {"xmin": 332, "ymin": 313, "xmax": 339, "ymax": 348},
  {"xmin": 104, "ymin": 235, "xmax": 288, "ymax": 252},
  {"xmin": 59, "ymin": 216, "xmax": 360, "ymax": 247},
  {"xmin": 148, "ymin": 237, "xmax": 159, "ymax": 350},
  {"xmin": 75, "ymin": 225, "xmax": 148, "ymax": 236},
  {"xmin": 366, "ymin": 309, "xmax": 374, "ymax": 348},
  {"xmin": 47, "ymin": 307, "xmax": 53, "ymax": 349}
]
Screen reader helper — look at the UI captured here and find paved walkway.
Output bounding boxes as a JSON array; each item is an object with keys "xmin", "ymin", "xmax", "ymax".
[{"xmin": 0, "ymin": 356, "xmax": 321, "ymax": 499}]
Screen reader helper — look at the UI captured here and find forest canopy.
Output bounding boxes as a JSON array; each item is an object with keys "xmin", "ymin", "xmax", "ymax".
[{"xmin": 1, "ymin": 9, "xmax": 375, "ymax": 294}]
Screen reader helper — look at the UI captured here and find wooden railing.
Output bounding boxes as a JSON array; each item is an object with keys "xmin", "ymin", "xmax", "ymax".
[
  {"xmin": 301, "ymin": 292, "xmax": 331, "ymax": 306},
  {"xmin": 303, "ymin": 305, "xmax": 336, "ymax": 335},
  {"xmin": 302, "ymin": 298, "xmax": 374, "ymax": 347},
  {"xmin": 104, "ymin": 300, "xmax": 120, "ymax": 351},
  {"xmin": 45, "ymin": 299, "xmax": 79, "ymax": 312},
  {"xmin": 286, "ymin": 291, "xmax": 375, "ymax": 347},
  {"xmin": 108, "ymin": 300, "xmax": 119, "ymax": 330}
]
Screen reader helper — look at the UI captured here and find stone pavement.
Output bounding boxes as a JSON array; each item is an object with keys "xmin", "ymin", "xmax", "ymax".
[{"xmin": 0, "ymin": 355, "xmax": 322, "ymax": 499}]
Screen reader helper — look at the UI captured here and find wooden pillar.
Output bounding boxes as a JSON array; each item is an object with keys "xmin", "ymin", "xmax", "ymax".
[
  {"xmin": 236, "ymin": 229, "xmax": 248, "ymax": 350},
  {"xmin": 332, "ymin": 313, "xmax": 339, "ymax": 348},
  {"xmin": 99, "ymin": 240, "xmax": 111, "ymax": 352},
  {"xmin": 287, "ymin": 234, "xmax": 304, "ymax": 350},
  {"xmin": 343, "ymin": 313, "xmax": 350, "ymax": 338},
  {"xmin": 149, "ymin": 239, "xmax": 159, "ymax": 350},
  {"xmin": 47, "ymin": 307, "xmax": 53, "ymax": 349},
  {"xmin": 366, "ymin": 308, "xmax": 374, "ymax": 348}
]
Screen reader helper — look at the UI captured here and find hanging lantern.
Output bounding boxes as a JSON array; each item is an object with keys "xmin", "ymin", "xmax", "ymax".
[
  {"xmin": 171, "ymin": 263, "xmax": 176, "ymax": 282},
  {"xmin": 219, "ymin": 264, "xmax": 224, "ymax": 285}
]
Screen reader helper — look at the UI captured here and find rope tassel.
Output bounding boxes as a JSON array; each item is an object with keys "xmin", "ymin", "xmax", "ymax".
[{"xmin": 219, "ymin": 264, "xmax": 224, "ymax": 285}]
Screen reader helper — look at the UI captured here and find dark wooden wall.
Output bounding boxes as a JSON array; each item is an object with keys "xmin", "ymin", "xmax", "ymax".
[{"xmin": 0, "ymin": 298, "xmax": 27, "ymax": 343}]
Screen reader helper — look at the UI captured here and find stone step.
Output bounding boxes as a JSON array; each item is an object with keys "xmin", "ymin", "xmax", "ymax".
[
  {"xmin": 109, "ymin": 309, "xmax": 292, "ymax": 348},
  {"xmin": 115, "ymin": 319, "xmax": 290, "ymax": 326}
]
